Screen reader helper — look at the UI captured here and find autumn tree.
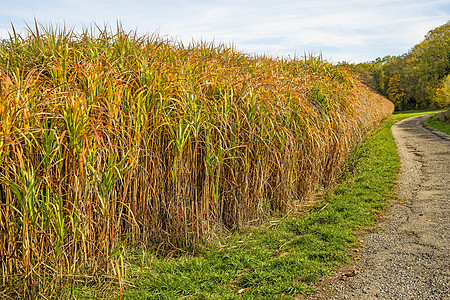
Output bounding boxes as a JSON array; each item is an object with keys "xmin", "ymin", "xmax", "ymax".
[
  {"xmin": 387, "ymin": 72, "xmax": 406, "ymax": 109},
  {"xmin": 352, "ymin": 21, "xmax": 450, "ymax": 110},
  {"xmin": 435, "ymin": 74, "xmax": 450, "ymax": 108}
]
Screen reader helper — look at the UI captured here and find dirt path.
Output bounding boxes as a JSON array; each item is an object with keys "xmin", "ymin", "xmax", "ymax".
[{"xmin": 309, "ymin": 115, "xmax": 450, "ymax": 299}]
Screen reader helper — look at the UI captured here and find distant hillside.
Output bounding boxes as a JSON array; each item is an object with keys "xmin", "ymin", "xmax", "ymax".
[{"xmin": 351, "ymin": 21, "xmax": 450, "ymax": 110}]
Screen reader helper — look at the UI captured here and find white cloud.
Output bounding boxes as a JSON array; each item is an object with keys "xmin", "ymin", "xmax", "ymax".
[{"xmin": 0, "ymin": 0, "xmax": 448, "ymax": 62}]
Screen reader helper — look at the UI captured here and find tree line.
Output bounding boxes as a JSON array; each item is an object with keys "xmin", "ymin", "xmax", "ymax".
[{"xmin": 347, "ymin": 21, "xmax": 450, "ymax": 110}]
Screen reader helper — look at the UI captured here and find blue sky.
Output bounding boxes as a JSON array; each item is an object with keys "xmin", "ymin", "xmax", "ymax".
[{"xmin": 0, "ymin": 0, "xmax": 449, "ymax": 63}]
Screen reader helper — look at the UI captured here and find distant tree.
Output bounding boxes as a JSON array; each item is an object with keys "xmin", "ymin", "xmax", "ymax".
[
  {"xmin": 435, "ymin": 74, "xmax": 450, "ymax": 108},
  {"xmin": 387, "ymin": 72, "xmax": 406, "ymax": 109},
  {"xmin": 349, "ymin": 21, "xmax": 450, "ymax": 110}
]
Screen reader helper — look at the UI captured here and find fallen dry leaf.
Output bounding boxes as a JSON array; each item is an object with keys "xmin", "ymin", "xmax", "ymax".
[
  {"xmin": 343, "ymin": 270, "xmax": 358, "ymax": 277},
  {"xmin": 293, "ymin": 275, "xmax": 306, "ymax": 282},
  {"xmin": 237, "ymin": 287, "xmax": 252, "ymax": 294}
]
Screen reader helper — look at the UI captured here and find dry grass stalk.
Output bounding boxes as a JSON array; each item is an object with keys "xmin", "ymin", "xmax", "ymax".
[{"xmin": 0, "ymin": 24, "xmax": 394, "ymax": 296}]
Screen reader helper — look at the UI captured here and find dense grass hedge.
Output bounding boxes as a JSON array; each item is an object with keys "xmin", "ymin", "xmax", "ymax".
[{"xmin": 0, "ymin": 25, "xmax": 393, "ymax": 296}]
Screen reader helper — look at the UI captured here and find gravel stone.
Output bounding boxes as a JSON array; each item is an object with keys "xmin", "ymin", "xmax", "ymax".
[{"xmin": 307, "ymin": 115, "xmax": 450, "ymax": 300}]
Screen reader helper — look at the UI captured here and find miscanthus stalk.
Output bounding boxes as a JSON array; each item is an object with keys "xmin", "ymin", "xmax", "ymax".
[{"xmin": 0, "ymin": 24, "xmax": 394, "ymax": 296}]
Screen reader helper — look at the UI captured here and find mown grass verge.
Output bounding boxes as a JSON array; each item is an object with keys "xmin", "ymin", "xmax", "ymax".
[
  {"xmin": 70, "ymin": 111, "xmax": 433, "ymax": 299},
  {"xmin": 425, "ymin": 113, "xmax": 450, "ymax": 135}
]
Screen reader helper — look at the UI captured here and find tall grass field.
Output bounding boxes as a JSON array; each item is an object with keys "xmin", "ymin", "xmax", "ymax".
[{"xmin": 0, "ymin": 24, "xmax": 393, "ymax": 297}]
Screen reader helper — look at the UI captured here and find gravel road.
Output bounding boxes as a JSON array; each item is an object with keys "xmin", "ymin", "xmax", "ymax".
[{"xmin": 308, "ymin": 115, "xmax": 450, "ymax": 299}]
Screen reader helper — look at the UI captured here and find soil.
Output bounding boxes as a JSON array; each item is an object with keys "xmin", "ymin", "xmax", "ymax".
[{"xmin": 305, "ymin": 115, "xmax": 450, "ymax": 299}]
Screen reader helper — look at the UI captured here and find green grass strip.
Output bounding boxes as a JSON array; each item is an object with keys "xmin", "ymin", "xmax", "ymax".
[
  {"xmin": 73, "ymin": 111, "xmax": 433, "ymax": 300},
  {"xmin": 425, "ymin": 113, "xmax": 450, "ymax": 135}
]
